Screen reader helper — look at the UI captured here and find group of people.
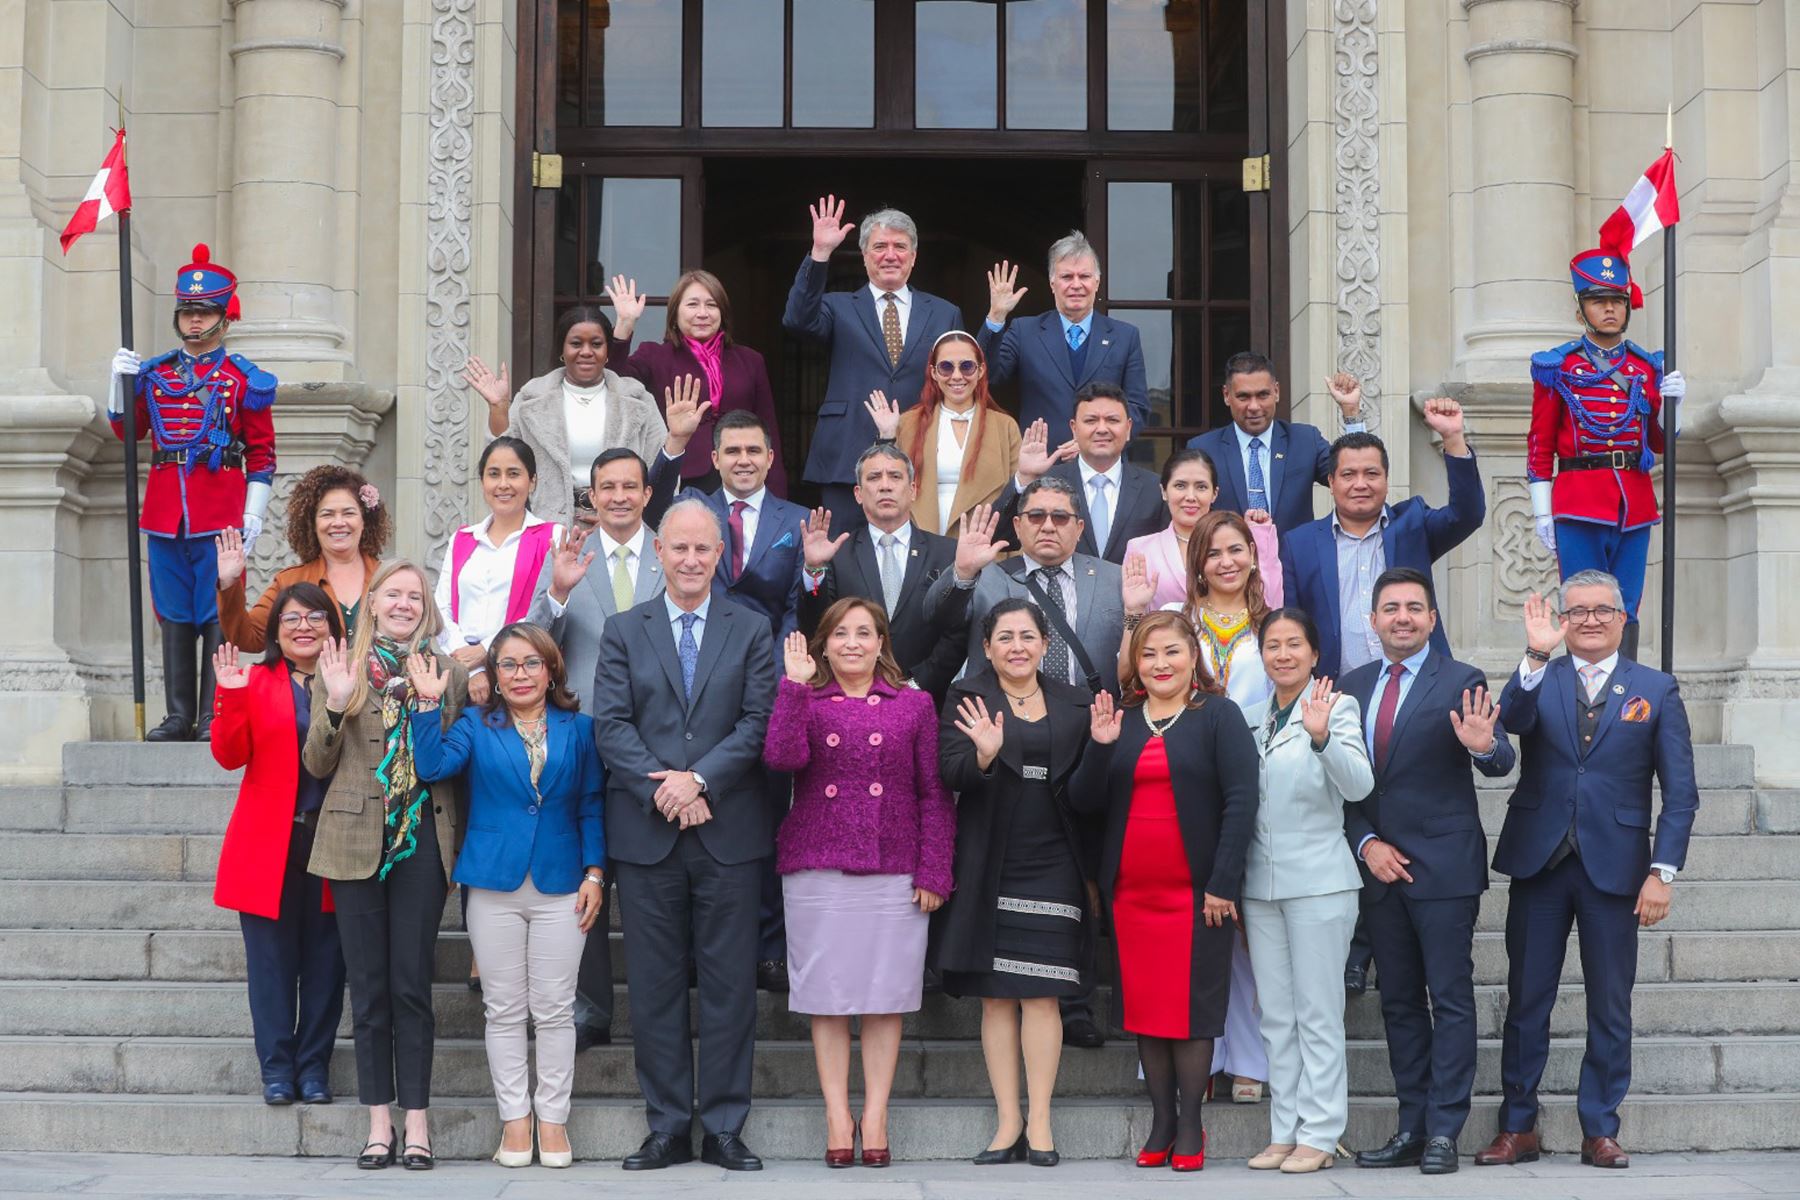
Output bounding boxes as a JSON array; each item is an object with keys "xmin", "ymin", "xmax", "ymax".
[{"xmin": 110, "ymin": 202, "xmax": 1699, "ymax": 1176}]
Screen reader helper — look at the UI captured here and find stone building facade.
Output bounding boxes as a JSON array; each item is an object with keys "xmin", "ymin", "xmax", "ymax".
[{"xmin": 3, "ymin": 0, "xmax": 1797, "ymax": 782}]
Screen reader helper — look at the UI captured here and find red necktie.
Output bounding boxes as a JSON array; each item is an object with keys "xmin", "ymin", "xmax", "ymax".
[
  {"xmin": 729, "ymin": 499, "xmax": 749, "ymax": 578},
  {"xmin": 1372, "ymin": 661, "xmax": 1406, "ymax": 770}
]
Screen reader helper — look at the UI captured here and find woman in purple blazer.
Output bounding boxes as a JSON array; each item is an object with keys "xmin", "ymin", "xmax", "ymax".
[
  {"xmin": 763, "ymin": 597, "xmax": 955, "ymax": 1169},
  {"xmin": 605, "ymin": 270, "xmax": 788, "ymax": 496}
]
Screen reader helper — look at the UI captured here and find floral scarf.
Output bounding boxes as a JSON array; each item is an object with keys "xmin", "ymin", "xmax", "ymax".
[
  {"xmin": 369, "ymin": 637, "xmax": 428, "ymax": 879},
  {"xmin": 685, "ymin": 333, "xmax": 726, "ymax": 407}
]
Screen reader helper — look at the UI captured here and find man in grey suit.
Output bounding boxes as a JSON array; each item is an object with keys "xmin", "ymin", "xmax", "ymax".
[
  {"xmin": 925, "ymin": 476, "xmax": 1124, "ymax": 1049},
  {"xmin": 592, "ymin": 498, "xmax": 777, "ymax": 1172}
]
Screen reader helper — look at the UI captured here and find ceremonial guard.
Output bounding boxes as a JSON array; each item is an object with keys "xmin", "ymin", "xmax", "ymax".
[
  {"xmin": 110, "ymin": 244, "xmax": 278, "ymax": 741},
  {"xmin": 1527, "ymin": 249, "xmax": 1684, "ymax": 659}
]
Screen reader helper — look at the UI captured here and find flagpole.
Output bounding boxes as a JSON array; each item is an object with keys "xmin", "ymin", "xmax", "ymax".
[
  {"xmin": 1660, "ymin": 109, "xmax": 1677, "ymax": 676},
  {"xmin": 115, "ymin": 132, "xmax": 147, "ymax": 740}
]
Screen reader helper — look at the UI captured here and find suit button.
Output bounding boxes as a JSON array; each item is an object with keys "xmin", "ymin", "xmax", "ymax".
[
  {"xmin": 825, "ymin": 784, "xmax": 838, "ymax": 798},
  {"xmin": 434, "ymin": 806, "xmax": 443, "ymax": 814},
  {"xmin": 826, "ymin": 733, "xmax": 841, "ymax": 747},
  {"xmin": 685, "ymin": 732, "xmax": 694, "ymax": 740},
  {"xmin": 527, "ymin": 805, "xmax": 538, "ymax": 815},
  {"xmin": 869, "ymin": 732, "xmax": 883, "ymax": 746},
  {"xmin": 867, "ymin": 695, "xmax": 881, "ymax": 706},
  {"xmin": 1578, "ymin": 766, "xmax": 1586, "ymax": 774},
  {"xmin": 870, "ymin": 782, "xmax": 884, "ymax": 796}
]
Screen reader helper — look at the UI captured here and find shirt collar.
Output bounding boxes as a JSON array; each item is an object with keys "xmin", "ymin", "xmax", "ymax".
[
  {"xmin": 664, "ymin": 593, "xmax": 710, "ymax": 625},
  {"xmin": 597, "ymin": 524, "xmax": 646, "ymax": 560},
  {"xmin": 1330, "ymin": 507, "xmax": 1391, "ymax": 539},
  {"xmin": 179, "ymin": 346, "xmax": 226, "ymax": 367},
  {"xmin": 819, "ymin": 676, "xmax": 901, "ymax": 701},
  {"xmin": 1234, "ymin": 422, "xmax": 1273, "ymax": 453},
  {"xmin": 870, "ymin": 521, "xmax": 912, "ymax": 550},
  {"xmin": 1382, "ymin": 643, "xmax": 1433, "ymax": 677},
  {"xmin": 1077, "ymin": 456, "xmax": 1123, "ymax": 490},
  {"xmin": 1574, "ymin": 650, "xmax": 1621, "ymax": 679},
  {"xmin": 1058, "ymin": 310, "xmax": 1094, "ymax": 337},
  {"xmin": 723, "ymin": 485, "xmax": 767, "ymax": 513},
  {"xmin": 471, "ymin": 511, "xmax": 545, "ymax": 548},
  {"xmin": 1021, "ymin": 549, "xmax": 1071, "ymax": 579},
  {"xmin": 869, "ymin": 283, "xmax": 912, "ymax": 305}
]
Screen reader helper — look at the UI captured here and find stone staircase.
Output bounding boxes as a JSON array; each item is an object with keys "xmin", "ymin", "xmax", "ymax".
[{"xmin": 0, "ymin": 741, "xmax": 1796, "ymax": 1159}]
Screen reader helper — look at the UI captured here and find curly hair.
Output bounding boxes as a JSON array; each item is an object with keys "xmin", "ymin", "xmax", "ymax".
[{"xmin": 284, "ymin": 465, "xmax": 391, "ymax": 563}]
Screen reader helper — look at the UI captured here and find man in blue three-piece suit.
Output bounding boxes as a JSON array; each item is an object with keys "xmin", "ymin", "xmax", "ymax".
[
  {"xmin": 783, "ymin": 196, "xmax": 963, "ymax": 524},
  {"xmin": 1340, "ymin": 567, "xmax": 1516, "ymax": 1176},
  {"xmin": 975, "ymin": 231, "xmax": 1149, "ymax": 430},
  {"xmin": 1186, "ymin": 357, "xmax": 1368, "ymax": 534},
  {"xmin": 1473, "ymin": 574, "xmax": 1699, "ymax": 1172}
]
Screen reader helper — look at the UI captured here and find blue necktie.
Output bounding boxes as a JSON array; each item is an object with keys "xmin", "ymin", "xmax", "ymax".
[
  {"xmin": 677, "ymin": 612, "xmax": 699, "ymax": 701},
  {"xmin": 1247, "ymin": 436, "xmax": 1268, "ymax": 512},
  {"xmin": 1066, "ymin": 324, "xmax": 1085, "ymax": 351}
]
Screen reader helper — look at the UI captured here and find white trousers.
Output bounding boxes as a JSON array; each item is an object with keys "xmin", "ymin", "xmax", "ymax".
[
  {"xmin": 1243, "ymin": 890, "xmax": 1360, "ymax": 1152},
  {"xmin": 465, "ymin": 878, "xmax": 587, "ymax": 1123}
]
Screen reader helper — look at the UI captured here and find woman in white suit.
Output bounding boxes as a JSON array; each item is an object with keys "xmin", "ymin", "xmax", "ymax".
[
  {"xmin": 1123, "ymin": 448, "xmax": 1281, "ymax": 611},
  {"xmin": 1237, "ymin": 607, "xmax": 1373, "ymax": 1174}
]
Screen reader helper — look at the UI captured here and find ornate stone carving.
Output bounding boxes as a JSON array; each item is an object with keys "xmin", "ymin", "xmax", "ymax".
[
  {"xmin": 1492, "ymin": 477, "xmax": 1558, "ymax": 617},
  {"xmin": 423, "ymin": 0, "xmax": 478, "ymax": 577},
  {"xmin": 1332, "ymin": 0, "xmax": 1382, "ymax": 403}
]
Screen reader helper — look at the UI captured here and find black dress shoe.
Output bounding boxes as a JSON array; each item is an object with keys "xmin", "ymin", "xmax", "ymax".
[
  {"xmin": 1356, "ymin": 1131, "xmax": 1425, "ymax": 1168},
  {"xmin": 756, "ymin": 960, "xmax": 789, "ymax": 991},
  {"xmin": 973, "ymin": 1133, "xmax": 1027, "ymax": 1165},
  {"xmin": 1345, "ymin": 963, "xmax": 1368, "ymax": 995},
  {"xmin": 701, "ymin": 1132, "xmax": 764, "ymax": 1171},
  {"xmin": 298, "ymin": 1080, "xmax": 332, "ymax": 1104},
  {"xmin": 575, "ymin": 1022, "xmax": 611, "ymax": 1051},
  {"xmin": 1061, "ymin": 1015, "xmax": 1105, "ymax": 1048},
  {"xmin": 622, "ymin": 1132, "xmax": 693, "ymax": 1170},
  {"xmin": 1419, "ymin": 1136, "xmax": 1459, "ymax": 1174},
  {"xmin": 262, "ymin": 1081, "xmax": 295, "ymax": 1106}
]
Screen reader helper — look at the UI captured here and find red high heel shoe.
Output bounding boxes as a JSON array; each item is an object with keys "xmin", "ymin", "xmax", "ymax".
[
  {"xmin": 860, "ymin": 1111, "xmax": 890, "ymax": 1169},
  {"xmin": 1171, "ymin": 1131, "xmax": 1206, "ymax": 1172},
  {"xmin": 1136, "ymin": 1141, "xmax": 1175, "ymax": 1168},
  {"xmin": 825, "ymin": 1120, "xmax": 857, "ymax": 1169}
]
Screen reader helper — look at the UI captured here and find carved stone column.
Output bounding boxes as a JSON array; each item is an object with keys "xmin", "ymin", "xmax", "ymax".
[{"xmin": 227, "ymin": 0, "xmax": 353, "ymax": 379}]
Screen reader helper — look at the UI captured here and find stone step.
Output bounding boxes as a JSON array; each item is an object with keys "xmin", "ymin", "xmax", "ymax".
[
  {"xmin": 8, "ymin": 926, "xmax": 1799, "ymax": 987},
  {"xmin": 1, "ymin": 978, "xmax": 1792, "ymax": 1042},
  {"xmin": 2, "ymin": 1032, "xmax": 1792, "ymax": 1101},
  {"xmin": 1, "ymin": 1090, "xmax": 1795, "ymax": 1159}
]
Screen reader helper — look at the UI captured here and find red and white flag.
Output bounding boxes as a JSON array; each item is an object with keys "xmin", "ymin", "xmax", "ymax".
[
  {"xmin": 1599, "ymin": 148, "xmax": 1679, "ymax": 258},
  {"xmin": 59, "ymin": 128, "xmax": 132, "ymax": 255}
]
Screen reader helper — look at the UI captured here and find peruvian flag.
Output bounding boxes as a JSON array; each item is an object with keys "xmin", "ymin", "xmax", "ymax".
[
  {"xmin": 1600, "ymin": 148, "xmax": 1680, "ymax": 258},
  {"xmin": 59, "ymin": 128, "xmax": 131, "ymax": 254}
]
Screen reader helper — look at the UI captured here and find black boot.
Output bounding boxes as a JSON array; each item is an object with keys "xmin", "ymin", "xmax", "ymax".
[
  {"xmin": 147, "ymin": 622, "xmax": 198, "ymax": 742},
  {"xmin": 194, "ymin": 621, "xmax": 223, "ymax": 741},
  {"xmin": 1620, "ymin": 621, "xmax": 1641, "ymax": 662}
]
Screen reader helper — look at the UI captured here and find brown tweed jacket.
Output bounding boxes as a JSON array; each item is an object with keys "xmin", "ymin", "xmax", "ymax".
[{"xmin": 303, "ymin": 650, "xmax": 469, "ymax": 884}]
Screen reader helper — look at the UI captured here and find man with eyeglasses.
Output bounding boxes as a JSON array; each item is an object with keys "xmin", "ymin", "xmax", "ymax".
[
  {"xmin": 926, "ymin": 478, "xmax": 1124, "ymax": 1049},
  {"xmin": 978, "ymin": 231, "xmax": 1149, "ymax": 430},
  {"xmin": 1475, "ymin": 570, "xmax": 1698, "ymax": 1172}
]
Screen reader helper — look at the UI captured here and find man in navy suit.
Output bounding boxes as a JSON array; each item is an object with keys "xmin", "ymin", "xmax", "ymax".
[
  {"xmin": 783, "ymin": 196, "xmax": 963, "ymax": 523},
  {"xmin": 1474, "ymin": 575, "xmax": 1699, "ymax": 1171},
  {"xmin": 993, "ymin": 381, "xmax": 1167, "ymax": 564},
  {"xmin": 1279, "ymin": 398, "xmax": 1486, "ymax": 679},
  {"xmin": 1187, "ymin": 356, "xmax": 1367, "ymax": 533},
  {"xmin": 976, "ymin": 231, "xmax": 1149, "ymax": 429},
  {"xmin": 1340, "ymin": 567, "xmax": 1516, "ymax": 1175}
]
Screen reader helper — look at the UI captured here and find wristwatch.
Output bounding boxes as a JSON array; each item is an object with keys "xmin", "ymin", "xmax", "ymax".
[
  {"xmin": 692, "ymin": 771, "xmax": 709, "ymax": 795},
  {"xmin": 1652, "ymin": 867, "xmax": 1676, "ymax": 885}
]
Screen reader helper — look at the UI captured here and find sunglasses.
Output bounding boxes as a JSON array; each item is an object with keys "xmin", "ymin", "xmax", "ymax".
[
  {"xmin": 1020, "ymin": 509, "xmax": 1077, "ymax": 528},
  {"xmin": 933, "ymin": 359, "xmax": 981, "ymax": 378}
]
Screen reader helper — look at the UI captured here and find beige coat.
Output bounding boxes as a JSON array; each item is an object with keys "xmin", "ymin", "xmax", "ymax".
[
  {"xmin": 304, "ymin": 651, "xmax": 469, "ymax": 884},
  {"xmin": 899, "ymin": 404, "xmax": 1021, "ymax": 537},
  {"xmin": 505, "ymin": 367, "xmax": 667, "ymax": 527}
]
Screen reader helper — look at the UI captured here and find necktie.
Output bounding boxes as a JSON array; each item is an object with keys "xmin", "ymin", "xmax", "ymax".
[
  {"xmin": 1247, "ymin": 436, "xmax": 1269, "ymax": 511},
  {"xmin": 1372, "ymin": 661, "xmax": 1406, "ymax": 769},
  {"xmin": 1067, "ymin": 324, "xmax": 1085, "ymax": 351},
  {"xmin": 729, "ymin": 499, "xmax": 749, "ymax": 579},
  {"xmin": 1580, "ymin": 663, "xmax": 1605, "ymax": 704},
  {"xmin": 881, "ymin": 292, "xmax": 903, "ymax": 366},
  {"xmin": 1035, "ymin": 566, "xmax": 1072, "ymax": 685},
  {"xmin": 878, "ymin": 532, "xmax": 903, "ymax": 615},
  {"xmin": 677, "ymin": 612, "xmax": 699, "ymax": 701},
  {"xmin": 611, "ymin": 545, "xmax": 633, "ymax": 613},
  {"xmin": 1088, "ymin": 475, "xmax": 1113, "ymax": 555}
]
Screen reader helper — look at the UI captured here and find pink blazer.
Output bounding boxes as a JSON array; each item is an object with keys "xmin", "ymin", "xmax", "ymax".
[{"xmin": 1124, "ymin": 521, "xmax": 1284, "ymax": 611}]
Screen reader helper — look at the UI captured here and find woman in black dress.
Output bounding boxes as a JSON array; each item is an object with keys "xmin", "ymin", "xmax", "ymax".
[{"xmin": 933, "ymin": 598, "xmax": 1100, "ymax": 1168}]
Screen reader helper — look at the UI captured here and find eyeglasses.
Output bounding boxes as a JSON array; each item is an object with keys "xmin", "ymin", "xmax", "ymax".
[
  {"xmin": 933, "ymin": 359, "xmax": 980, "ymax": 378},
  {"xmin": 1020, "ymin": 508, "xmax": 1076, "ymax": 528},
  {"xmin": 496, "ymin": 656, "xmax": 547, "ymax": 676},
  {"xmin": 278, "ymin": 610, "xmax": 330, "ymax": 628},
  {"xmin": 1562, "ymin": 606, "xmax": 1621, "ymax": 625}
]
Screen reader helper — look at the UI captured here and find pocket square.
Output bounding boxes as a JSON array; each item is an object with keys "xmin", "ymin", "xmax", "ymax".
[
  {"xmin": 773, "ymin": 531, "xmax": 796, "ymax": 551},
  {"xmin": 1622, "ymin": 696, "xmax": 1653, "ymax": 723}
]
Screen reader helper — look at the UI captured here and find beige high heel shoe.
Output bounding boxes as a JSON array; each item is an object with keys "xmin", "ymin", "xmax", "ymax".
[
  {"xmin": 1280, "ymin": 1145, "xmax": 1335, "ymax": 1173},
  {"xmin": 1248, "ymin": 1143, "xmax": 1296, "ymax": 1170},
  {"xmin": 537, "ymin": 1119, "xmax": 573, "ymax": 1169},
  {"xmin": 492, "ymin": 1119, "xmax": 532, "ymax": 1169}
]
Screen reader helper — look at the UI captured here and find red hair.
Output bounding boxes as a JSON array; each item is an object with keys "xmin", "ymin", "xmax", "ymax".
[{"xmin": 906, "ymin": 332, "xmax": 1004, "ymax": 485}]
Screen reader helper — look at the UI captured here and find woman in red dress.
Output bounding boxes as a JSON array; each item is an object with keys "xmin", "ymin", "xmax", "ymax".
[{"xmin": 1073, "ymin": 611, "xmax": 1260, "ymax": 1171}]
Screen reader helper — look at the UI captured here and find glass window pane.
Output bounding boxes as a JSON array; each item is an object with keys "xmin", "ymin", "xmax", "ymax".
[
  {"xmin": 703, "ymin": 0, "xmax": 783, "ymax": 127},
  {"xmin": 916, "ymin": 2, "xmax": 997, "ymax": 130},
  {"xmin": 555, "ymin": 179, "xmax": 579, "ymax": 297},
  {"xmin": 1107, "ymin": 0, "xmax": 1199, "ymax": 131},
  {"xmin": 793, "ymin": 0, "xmax": 875, "ymax": 127},
  {"xmin": 1207, "ymin": 182, "xmax": 1250, "ymax": 300},
  {"xmin": 1107, "ymin": 182, "xmax": 1172, "ymax": 299},
  {"xmin": 1125, "ymin": 433, "xmax": 1178, "ymax": 473},
  {"xmin": 587, "ymin": 178, "xmax": 682, "ymax": 296},
  {"xmin": 1204, "ymin": 0, "xmax": 1248, "ymax": 133},
  {"xmin": 1130, "ymin": 309, "xmax": 1173, "ymax": 426},
  {"xmin": 1207, "ymin": 307, "xmax": 1252, "ymax": 429},
  {"xmin": 1005, "ymin": 0, "xmax": 1086, "ymax": 131},
  {"xmin": 628, "ymin": 305, "xmax": 668, "ymax": 347},
  {"xmin": 592, "ymin": 0, "xmax": 682, "ymax": 127}
]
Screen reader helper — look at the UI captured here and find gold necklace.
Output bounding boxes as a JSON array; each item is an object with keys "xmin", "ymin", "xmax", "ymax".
[{"xmin": 1145, "ymin": 706, "xmax": 1185, "ymax": 738}]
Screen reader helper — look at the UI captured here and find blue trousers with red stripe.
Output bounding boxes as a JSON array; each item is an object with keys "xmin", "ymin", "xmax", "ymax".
[{"xmin": 1554, "ymin": 519, "xmax": 1650, "ymax": 624}]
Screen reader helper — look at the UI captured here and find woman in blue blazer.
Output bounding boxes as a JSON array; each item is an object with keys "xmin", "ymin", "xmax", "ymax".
[{"xmin": 408, "ymin": 621, "xmax": 604, "ymax": 1170}]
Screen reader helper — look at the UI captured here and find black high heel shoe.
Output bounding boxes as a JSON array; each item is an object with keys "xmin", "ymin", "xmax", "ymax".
[
  {"xmin": 401, "ymin": 1142, "xmax": 435, "ymax": 1170},
  {"xmin": 356, "ymin": 1140, "xmax": 396, "ymax": 1170},
  {"xmin": 1027, "ymin": 1142, "xmax": 1060, "ymax": 1167},
  {"xmin": 973, "ymin": 1132, "xmax": 1027, "ymax": 1165}
]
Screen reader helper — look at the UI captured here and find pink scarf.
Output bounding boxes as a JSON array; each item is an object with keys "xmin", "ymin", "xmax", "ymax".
[{"xmin": 685, "ymin": 334, "xmax": 725, "ymax": 407}]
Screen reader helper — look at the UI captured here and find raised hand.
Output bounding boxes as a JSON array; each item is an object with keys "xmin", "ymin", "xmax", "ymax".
[
  {"xmin": 1299, "ymin": 675, "xmax": 1339, "ymax": 745},
  {"xmin": 214, "ymin": 527, "xmax": 247, "ymax": 589},
  {"xmin": 1015, "ymin": 418, "xmax": 1077, "ymax": 483},
  {"xmin": 318, "ymin": 637, "xmax": 357, "ymax": 712},
  {"xmin": 863, "ymin": 390, "xmax": 902, "ymax": 441},
  {"xmin": 604, "ymin": 274, "xmax": 647, "ymax": 338},
  {"xmin": 1244, "ymin": 508, "xmax": 1272, "ymax": 526},
  {"xmin": 1449, "ymin": 686, "xmax": 1500, "ymax": 755},
  {"xmin": 405, "ymin": 651, "xmax": 450, "ymax": 703},
  {"xmin": 461, "ymin": 355, "xmax": 512, "ymax": 410},
  {"xmin": 782, "ymin": 630, "xmax": 817, "ymax": 685},
  {"xmin": 1421, "ymin": 396, "xmax": 1469, "ymax": 455},
  {"xmin": 954, "ymin": 695, "xmax": 1005, "ymax": 766},
  {"xmin": 953, "ymin": 503, "xmax": 1004, "ymax": 581},
  {"xmin": 986, "ymin": 260, "xmax": 1028, "ymax": 324},
  {"xmin": 663, "ymin": 375, "xmax": 711, "ymax": 449},
  {"xmin": 1325, "ymin": 371, "xmax": 1362, "ymax": 417},
  {"xmin": 808, "ymin": 194, "xmax": 855, "ymax": 261},
  {"xmin": 1089, "ymin": 690, "xmax": 1125, "ymax": 745},
  {"xmin": 1122, "ymin": 552, "xmax": 1160, "ymax": 617},
  {"xmin": 212, "ymin": 642, "xmax": 251, "ymax": 691},
  {"xmin": 801, "ymin": 506, "xmax": 850, "ymax": 570},
  {"xmin": 1523, "ymin": 592, "xmax": 1566, "ymax": 659},
  {"xmin": 550, "ymin": 525, "xmax": 595, "ymax": 601}
]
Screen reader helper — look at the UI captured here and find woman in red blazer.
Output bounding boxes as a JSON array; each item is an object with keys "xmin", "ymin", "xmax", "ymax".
[
  {"xmin": 211, "ymin": 581, "xmax": 348, "ymax": 1107},
  {"xmin": 605, "ymin": 270, "xmax": 788, "ymax": 496}
]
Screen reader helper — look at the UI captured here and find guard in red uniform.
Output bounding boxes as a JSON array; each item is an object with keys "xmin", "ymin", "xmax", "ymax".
[
  {"xmin": 109, "ymin": 244, "xmax": 277, "ymax": 740},
  {"xmin": 1527, "ymin": 249, "xmax": 1684, "ymax": 660}
]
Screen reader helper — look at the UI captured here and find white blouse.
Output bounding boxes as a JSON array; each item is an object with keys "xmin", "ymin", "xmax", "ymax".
[
  {"xmin": 562, "ymin": 379, "xmax": 608, "ymax": 480},
  {"xmin": 435, "ymin": 512, "xmax": 560, "ymax": 652},
  {"xmin": 934, "ymin": 407, "xmax": 975, "ymax": 534}
]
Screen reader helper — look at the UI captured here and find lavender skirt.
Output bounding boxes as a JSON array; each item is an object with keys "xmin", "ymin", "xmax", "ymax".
[{"xmin": 783, "ymin": 870, "xmax": 928, "ymax": 1016}]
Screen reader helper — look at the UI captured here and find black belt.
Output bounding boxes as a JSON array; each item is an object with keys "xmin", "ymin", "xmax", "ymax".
[
  {"xmin": 154, "ymin": 447, "xmax": 243, "ymax": 469},
  {"xmin": 1560, "ymin": 450, "xmax": 1636, "ymax": 472}
]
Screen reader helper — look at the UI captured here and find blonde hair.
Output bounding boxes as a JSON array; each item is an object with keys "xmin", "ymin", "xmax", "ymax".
[{"xmin": 344, "ymin": 558, "xmax": 446, "ymax": 712}]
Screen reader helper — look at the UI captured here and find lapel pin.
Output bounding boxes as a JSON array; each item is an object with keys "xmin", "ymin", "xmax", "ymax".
[
  {"xmin": 1101, "ymin": 339, "xmax": 1111, "ymax": 346},
  {"xmin": 1612, "ymin": 684, "xmax": 1625, "ymax": 694},
  {"xmin": 1086, "ymin": 567, "xmax": 1096, "ymax": 576},
  {"xmin": 1275, "ymin": 452, "xmax": 1285, "ymax": 460}
]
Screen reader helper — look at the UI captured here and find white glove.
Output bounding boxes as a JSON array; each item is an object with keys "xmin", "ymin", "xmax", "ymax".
[
  {"xmin": 1660, "ymin": 369, "xmax": 1685, "ymax": 401},
  {"xmin": 1660, "ymin": 370, "xmax": 1684, "ymax": 437},
  {"xmin": 241, "ymin": 480, "xmax": 272, "ymax": 553},
  {"xmin": 1529, "ymin": 480, "xmax": 1556, "ymax": 553},
  {"xmin": 111, "ymin": 347, "xmax": 141, "ymax": 376},
  {"xmin": 241, "ymin": 514, "xmax": 264, "ymax": 552},
  {"xmin": 106, "ymin": 347, "xmax": 140, "ymax": 417},
  {"xmin": 1535, "ymin": 517, "xmax": 1557, "ymax": 553}
]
